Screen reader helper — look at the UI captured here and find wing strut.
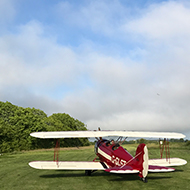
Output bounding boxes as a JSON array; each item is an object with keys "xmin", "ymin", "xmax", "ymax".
[
  {"xmin": 115, "ymin": 136, "xmax": 128, "ymax": 146},
  {"xmin": 54, "ymin": 139, "xmax": 60, "ymax": 162},
  {"xmin": 159, "ymin": 138, "xmax": 170, "ymax": 163}
]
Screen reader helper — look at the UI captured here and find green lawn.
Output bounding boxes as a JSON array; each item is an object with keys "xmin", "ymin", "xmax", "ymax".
[{"xmin": 0, "ymin": 144, "xmax": 189, "ymax": 190}]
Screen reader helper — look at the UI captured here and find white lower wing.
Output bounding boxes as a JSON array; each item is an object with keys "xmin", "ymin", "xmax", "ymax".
[
  {"xmin": 30, "ymin": 130, "xmax": 185, "ymax": 139},
  {"xmin": 29, "ymin": 161, "xmax": 106, "ymax": 170},
  {"xmin": 149, "ymin": 158, "xmax": 187, "ymax": 167},
  {"xmin": 108, "ymin": 170, "xmax": 139, "ymax": 174}
]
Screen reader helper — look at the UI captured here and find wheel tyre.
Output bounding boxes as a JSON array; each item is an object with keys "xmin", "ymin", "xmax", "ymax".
[
  {"xmin": 141, "ymin": 177, "xmax": 148, "ymax": 183},
  {"xmin": 85, "ymin": 170, "xmax": 91, "ymax": 176}
]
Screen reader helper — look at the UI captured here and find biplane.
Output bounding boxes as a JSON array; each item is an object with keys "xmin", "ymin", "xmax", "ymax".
[{"xmin": 29, "ymin": 130, "xmax": 187, "ymax": 182}]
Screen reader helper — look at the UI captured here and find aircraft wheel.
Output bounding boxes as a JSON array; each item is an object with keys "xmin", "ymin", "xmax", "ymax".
[
  {"xmin": 141, "ymin": 177, "xmax": 148, "ymax": 183},
  {"xmin": 85, "ymin": 170, "xmax": 91, "ymax": 176}
]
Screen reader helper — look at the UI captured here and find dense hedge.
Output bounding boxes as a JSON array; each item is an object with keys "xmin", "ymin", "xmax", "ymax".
[{"xmin": 0, "ymin": 101, "xmax": 89, "ymax": 153}]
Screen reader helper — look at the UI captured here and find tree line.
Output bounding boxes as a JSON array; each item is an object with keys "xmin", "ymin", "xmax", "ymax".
[{"xmin": 0, "ymin": 101, "xmax": 90, "ymax": 153}]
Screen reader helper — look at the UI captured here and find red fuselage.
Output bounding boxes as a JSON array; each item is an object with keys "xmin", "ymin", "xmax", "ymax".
[{"xmin": 94, "ymin": 139, "xmax": 142, "ymax": 171}]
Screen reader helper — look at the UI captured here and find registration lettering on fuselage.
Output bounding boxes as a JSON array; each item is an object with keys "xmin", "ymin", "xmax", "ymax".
[{"xmin": 111, "ymin": 155, "xmax": 127, "ymax": 166}]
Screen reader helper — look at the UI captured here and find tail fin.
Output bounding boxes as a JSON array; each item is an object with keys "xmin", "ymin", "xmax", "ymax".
[{"xmin": 135, "ymin": 143, "xmax": 149, "ymax": 179}]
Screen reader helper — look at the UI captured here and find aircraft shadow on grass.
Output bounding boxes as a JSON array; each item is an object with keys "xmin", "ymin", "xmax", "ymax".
[
  {"xmin": 174, "ymin": 169, "xmax": 184, "ymax": 173},
  {"xmin": 110, "ymin": 176, "xmax": 172, "ymax": 182},
  {"xmin": 40, "ymin": 171, "xmax": 110, "ymax": 178},
  {"xmin": 39, "ymin": 171, "xmax": 172, "ymax": 182}
]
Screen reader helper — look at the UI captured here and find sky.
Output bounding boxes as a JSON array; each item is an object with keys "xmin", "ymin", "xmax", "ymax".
[{"xmin": 1, "ymin": 0, "xmax": 190, "ymax": 139}]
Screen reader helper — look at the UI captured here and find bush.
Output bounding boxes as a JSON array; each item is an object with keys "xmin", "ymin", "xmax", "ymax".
[{"xmin": 0, "ymin": 101, "xmax": 89, "ymax": 153}]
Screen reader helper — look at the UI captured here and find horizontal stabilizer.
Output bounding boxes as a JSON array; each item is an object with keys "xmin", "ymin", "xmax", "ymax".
[
  {"xmin": 149, "ymin": 158, "xmax": 187, "ymax": 167},
  {"xmin": 105, "ymin": 166, "xmax": 139, "ymax": 174},
  {"xmin": 29, "ymin": 161, "xmax": 105, "ymax": 170},
  {"xmin": 149, "ymin": 165, "xmax": 175, "ymax": 172},
  {"xmin": 30, "ymin": 130, "xmax": 185, "ymax": 139}
]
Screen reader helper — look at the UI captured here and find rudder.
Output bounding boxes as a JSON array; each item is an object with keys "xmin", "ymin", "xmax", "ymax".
[{"xmin": 135, "ymin": 143, "xmax": 149, "ymax": 180}]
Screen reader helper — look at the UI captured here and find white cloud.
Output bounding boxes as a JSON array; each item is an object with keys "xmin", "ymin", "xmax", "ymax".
[
  {"xmin": 87, "ymin": 111, "xmax": 190, "ymax": 133},
  {"xmin": 125, "ymin": 1, "xmax": 190, "ymax": 41},
  {"xmin": 0, "ymin": 20, "xmax": 80, "ymax": 89},
  {"xmin": 0, "ymin": 0, "xmax": 190, "ymax": 138}
]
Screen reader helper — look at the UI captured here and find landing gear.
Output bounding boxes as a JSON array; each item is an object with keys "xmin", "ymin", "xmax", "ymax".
[
  {"xmin": 141, "ymin": 177, "xmax": 148, "ymax": 183},
  {"xmin": 85, "ymin": 170, "xmax": 97, "ymax": 176},
  {"xmin": 85, "ymin": 170, "xmax": 92, "ymax": 176}
]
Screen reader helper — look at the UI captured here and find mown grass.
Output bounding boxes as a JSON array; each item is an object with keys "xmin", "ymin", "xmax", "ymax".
[{"xmin": 0, "ymin": 143, "xmax": 189, "ymax": 190}]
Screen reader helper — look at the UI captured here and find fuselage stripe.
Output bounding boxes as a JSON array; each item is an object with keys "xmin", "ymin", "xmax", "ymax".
[{"xmin": 98, "ymin": 148, "xmax": 111, "ymax": 161}]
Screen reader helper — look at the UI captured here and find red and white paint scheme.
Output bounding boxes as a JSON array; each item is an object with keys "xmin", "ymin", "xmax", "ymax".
[{"xmin": 29, "ymin": 130, "xmax": 187, "ymax": 182}]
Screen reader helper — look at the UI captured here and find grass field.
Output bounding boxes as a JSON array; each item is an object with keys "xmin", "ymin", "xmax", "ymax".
[{"xmin": 0, "ymin": 143, "xmax": 189, "ymax": 190}]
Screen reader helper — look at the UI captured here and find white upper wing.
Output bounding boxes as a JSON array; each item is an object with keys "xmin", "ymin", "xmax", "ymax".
[{"xmin": 30, "ymin": 130, "xmax": 185, "ymax": 139}]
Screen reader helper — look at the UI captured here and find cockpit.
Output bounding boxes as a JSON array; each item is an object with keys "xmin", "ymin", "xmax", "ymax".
[
  {"xmin": 94, "ymin": 139, "xmax": 121, "ymax": 154},
  {"xmin": 105, "ymin": 140, "xmax": 120, "ymax": 150}
]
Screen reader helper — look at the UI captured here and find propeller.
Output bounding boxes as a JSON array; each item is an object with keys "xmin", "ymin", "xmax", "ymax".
[{"xmin": 98, "ymin": 127, "xmax": 102, "ymax": 141}]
